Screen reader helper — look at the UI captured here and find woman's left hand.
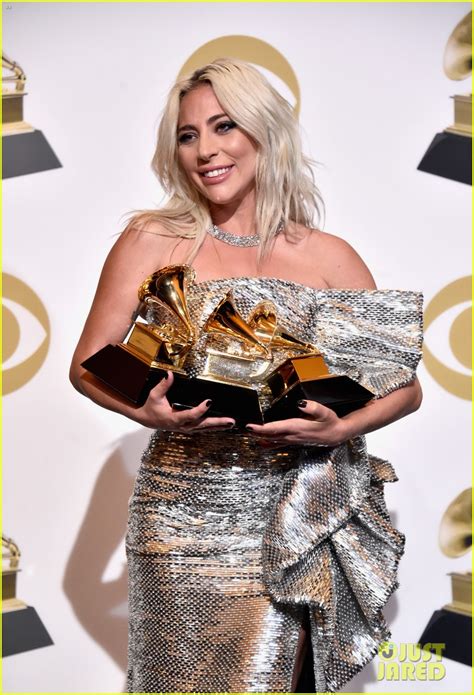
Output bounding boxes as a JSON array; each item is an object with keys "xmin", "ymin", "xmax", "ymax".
[{"xmin": 246, "ymin": 400, "xmax": 351, "ymax": 448}]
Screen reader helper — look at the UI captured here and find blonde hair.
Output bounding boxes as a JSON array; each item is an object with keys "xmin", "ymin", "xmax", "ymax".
[{"xmin": 127, "ymin": 57, "xmax": 323, "ymax": 262}]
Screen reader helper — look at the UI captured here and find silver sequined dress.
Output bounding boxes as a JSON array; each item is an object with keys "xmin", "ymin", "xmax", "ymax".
[{"xmin": 126, "ymin": 277, "xmax": 423, "ymax": 693}]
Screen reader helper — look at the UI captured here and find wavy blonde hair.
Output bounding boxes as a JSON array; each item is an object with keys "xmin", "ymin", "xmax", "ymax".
[{"xmin": 127, "ymin": 57, "xmax": 323, "ymax": 262}]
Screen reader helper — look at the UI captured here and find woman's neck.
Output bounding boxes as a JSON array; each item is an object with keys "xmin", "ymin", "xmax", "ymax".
[{"xmin": 209, "ymin": 197, "xmax": 257, "ymax": 237}]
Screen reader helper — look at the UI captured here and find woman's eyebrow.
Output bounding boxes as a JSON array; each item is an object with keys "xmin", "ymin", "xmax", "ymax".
[{"xmin": 177, "ymin": 113, "xmax": 228, "ymax": 133}]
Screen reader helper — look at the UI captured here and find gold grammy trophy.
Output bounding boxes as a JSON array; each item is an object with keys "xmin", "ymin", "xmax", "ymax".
[
  {"xmin": 82, "ymin": 265, "xmax": 373, "ymax": 425},
  {"xmin": 419, "ymin": 488, "xmax": 472, "ymax": 666},
  {"xmin": 81, "ymin": 265, "xmax": 198, "ymax": 405}
]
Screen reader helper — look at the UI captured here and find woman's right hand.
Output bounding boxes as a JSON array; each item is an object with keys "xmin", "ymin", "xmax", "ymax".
[{"xmin": 134, "ymin": 371, "xmax": 236, "ymax": 432}]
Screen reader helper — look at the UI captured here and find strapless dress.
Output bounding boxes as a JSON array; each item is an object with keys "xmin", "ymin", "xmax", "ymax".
[{"xmin": 125, "ymin": 276, "xmax": 423, "ymax": 693}]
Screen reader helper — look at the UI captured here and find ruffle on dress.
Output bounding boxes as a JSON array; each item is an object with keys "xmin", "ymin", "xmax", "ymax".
[{"xmin": 262, "ymin": 440, "xmax": 405, "ymax": 692}]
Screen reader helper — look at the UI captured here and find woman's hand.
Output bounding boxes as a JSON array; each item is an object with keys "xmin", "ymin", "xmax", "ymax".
[
  {"xmin": 133, "ymin": 371, "xmax": 236, "ymax": 432},
  {"xmin": 246, "ymin": 400, "xmax": 348, "ymax": 448},
  {"xmin": 246, "ymin": 377, "xmax": 422, "ymax": 449}
]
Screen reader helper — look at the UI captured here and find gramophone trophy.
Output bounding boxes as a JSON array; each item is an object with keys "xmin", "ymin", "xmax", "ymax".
[
  {"xmin": 419, "ymin": 488, "xmax": 472, "ymax": 666},
  {"xmin": 249, "ymin": 301, "xmax": 373, "ymax": 420},
  {"xmin": 81, "ymin": 265, "xmax": 197, "ymax": 406},
  {"xmin": 82, "ymin": 264, "xmax": 373, "ymax": 425},
  {"xmin": 82, "ymin": 266, "xmax": 266, "ymax": 422}
]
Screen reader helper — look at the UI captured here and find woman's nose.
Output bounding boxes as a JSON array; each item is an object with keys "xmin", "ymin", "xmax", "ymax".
[{"xmin": 197, "ymin": 133, "xmax": 218, "ymax": 161}]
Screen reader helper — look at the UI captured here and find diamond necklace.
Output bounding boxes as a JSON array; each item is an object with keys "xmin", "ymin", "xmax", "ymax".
[{"xmin": 207, "ymin": 221, "xmax": 283, "ymax": 247}]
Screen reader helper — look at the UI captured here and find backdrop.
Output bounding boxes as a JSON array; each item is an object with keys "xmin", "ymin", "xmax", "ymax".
[{"xmin": 3, "ymin": 2, "xmax": 471, "ymax": 692}]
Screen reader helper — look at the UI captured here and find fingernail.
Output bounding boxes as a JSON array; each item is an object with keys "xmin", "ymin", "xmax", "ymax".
[
  {"xmin": 205, "ymin": 399, "xmax": 212, "ymax": 408},
  {"xmin": 297, "ymin": 400, "xmax": 307, "ymax": 408},
  {"xmin": 163, "ymin": 372, "xmax": 168, "ymax": 380},
  {"xmin": 245, "ymin": 424, "xmax": 255, "ymax": 430}
]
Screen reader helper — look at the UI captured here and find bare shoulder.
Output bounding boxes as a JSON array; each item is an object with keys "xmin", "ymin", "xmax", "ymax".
[
  {"xmin": 308, "ymin": 229, "xmax": 377, "ymax": 289},
  {"xmin": 71, "ymin": 219, "xmax": 177, "ymax": 363},
  {"xmin": 110, "ymin": 218, "xmax": 169, "ymax": 266}
]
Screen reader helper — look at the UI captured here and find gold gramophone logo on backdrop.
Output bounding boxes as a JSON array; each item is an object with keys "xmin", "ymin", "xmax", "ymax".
[
  {"xmin": 178, "ymin": 35, "xmax": 300, "ymax": 116},
  {"xmin": 2, "ymin": 53, "xmax": 33, "ymax": 134},
  {"xmin": 443, "ymin": 12, "xmax": 472, "ymax": 138},
  {"xmin": 439, "ymin": 488, "xmax": 472, "ymax": 618},
  {"xmin": 2, "ymin": 51, "xmax": 61, "ymax": 178},
  {"xmin": 2, "ymin": 532, "xmax": 53, "ymax": 655},
  {"xmin": 417, "ymin": 11, "xmax": 472, "ymax": 184},
  {"xmin": 423, "ymin": 276, "xmax": 471, "ymax": 400},
  {"xmin": 2, "ymin": 273, "xmax": 51, "ymax": 395},
  {"xmin": 419, "ymin": 488, "xmax": 471, "ymax": 666}
]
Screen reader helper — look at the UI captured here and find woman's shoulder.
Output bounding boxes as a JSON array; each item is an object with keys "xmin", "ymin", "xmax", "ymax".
[
  {"xmin": 296, "ymin": 226, "xmax": 377, "ymax": 289},
  {"xmin": 113, "ymin": 215, "xmax": 187, "ymax": 264}
]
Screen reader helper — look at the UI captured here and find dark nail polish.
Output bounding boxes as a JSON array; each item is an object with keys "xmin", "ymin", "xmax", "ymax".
[
  {"xmin": 163, "ymin": 372, "xmax": 168, "ymax": 380},
  {"xmin": 205, "ymin": 399, "xmax": 212, "ymax": 408},
  {"xmin": 297, "ymin": 399, "xmax": 307, "ymax": 408},
  {"xmin": 245, "ymin": 425, "xmax": 254, "ymax": 430}
]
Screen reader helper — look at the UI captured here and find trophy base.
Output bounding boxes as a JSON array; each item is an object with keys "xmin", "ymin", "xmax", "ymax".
[
  {"xmin": 264, "ymin": 375, "xmax": 373, "ymax": 422},
  {"xmin": 82, "ymin": 344, "xmax": 264, "ymax": 423},
  {"xmin": 169, "ymin": 377, "xmax": 263, "ymax": 426},
  {"xmin": 417, "ymin": 131, "xmax": 471, "ymax": 185},
  {"xmin": 2, "ymin": 129, "xmax": 62, "ymax": 179},
  {"xmin": 81, "ymin": 344, "xmax": 167, "ymax": 405},
  {"xmin": 2, "ymin": 605, "xmax": 54, "ymax": 657},
  {"xmin": 418, "ymin": 608, "xmax": 471, "ymax": 666}
]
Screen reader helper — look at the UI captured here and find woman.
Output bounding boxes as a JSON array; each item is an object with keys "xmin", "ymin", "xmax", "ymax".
[{"xmin": 70, "ymin": 58, "xmax": 423, "ymax": 693}]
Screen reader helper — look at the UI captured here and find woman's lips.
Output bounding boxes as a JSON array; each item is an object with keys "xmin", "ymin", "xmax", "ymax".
[{"xmin": 199, "ymin": 165, "xmax": 234, "ymax": 185}]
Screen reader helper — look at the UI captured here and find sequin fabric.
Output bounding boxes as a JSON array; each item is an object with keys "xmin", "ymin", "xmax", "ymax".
[{"xmin": 127, "ymin": 277, "xmax": 423, "ymax": 693}]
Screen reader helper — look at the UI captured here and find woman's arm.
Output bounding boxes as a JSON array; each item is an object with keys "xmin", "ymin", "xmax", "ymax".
[
  {"xmin": 70, "ymin": 226, "xmax": 235, "ymax": 431},
  {"xmin": 247, "ymin": 231, "xmax": 423, "ymax": 445}
]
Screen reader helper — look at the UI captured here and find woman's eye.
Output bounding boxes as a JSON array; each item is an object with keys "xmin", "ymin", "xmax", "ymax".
[
  {"xmin": 216, "ymin": 121, "xmax": 237, "ymax": 133},
  {"xmin": 178, "ymin": 132, "xmax": 195, "ymax": 145}
]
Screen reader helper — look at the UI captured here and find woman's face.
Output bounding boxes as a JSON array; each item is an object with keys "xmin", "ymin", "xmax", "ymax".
[{"xmin": 177, "ymin": 84, "xmax": 258, "ymax": 209}]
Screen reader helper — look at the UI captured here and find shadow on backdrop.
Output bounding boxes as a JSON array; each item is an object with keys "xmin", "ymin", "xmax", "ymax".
[{"xmin": 63, "ymin": 428, "xmax": 150, "ymax": 675}]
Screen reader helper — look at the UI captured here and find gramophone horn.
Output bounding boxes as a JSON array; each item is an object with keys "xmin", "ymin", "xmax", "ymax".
[
  {"xmin": 248, "ymin": 301, "xmax": 279, "ymax": 343},
  {"xmin": 138, "ymin": 264, "xmax": 196, "ymax": 341},
  {"xmin": 443, "ymin": 11, "xmax": 472, "ymax": 81},
  {"xmin": 204, "ymin": 292, "xmax": 271, "ymax": 357},
  {"xmin": 248, "ymin": 301, "xmax": 318, "ymax": 353},
  {"xmin": 439, "ymin": 487, "xmax": 472, "ymax": 558}
]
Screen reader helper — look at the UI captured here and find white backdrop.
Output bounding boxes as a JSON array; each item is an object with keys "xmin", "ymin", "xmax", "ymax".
[{"xmin": 3, "ymin": 2, "xmax": 471, "ymax": 693}]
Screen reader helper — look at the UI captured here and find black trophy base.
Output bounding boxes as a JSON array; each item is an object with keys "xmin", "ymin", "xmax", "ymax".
[
  {"xmin": 168, "ymin": 377, "xmax": 263, "ymax": 426},
  {"xmin": 82, "ymin": 344, "xmax": 263, "ymax": 425},
  {"xmin": 417, "ymin": 131, "xmax": 471, "ymax": 186},
  {"xmin": 264, "ymin": 375, "xmax": 373, "ymax": 422},
  {"xmin": 2, "ymin": 130, "xmax": 62, "ymax": 179},
  {"xmin": 81, "ymin": 344, "xmax": 166, "ymax": 405},
  {"xmin": 3, "ymin": 606, "xmax": 54, "ymax": 657},
  {"xmin": 418, "ymin": 608, "xmax": 471, "ymax": 666}
]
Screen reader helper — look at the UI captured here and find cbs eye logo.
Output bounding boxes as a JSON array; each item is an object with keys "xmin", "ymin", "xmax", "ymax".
[
  {"xmin": 178, "ymin": 35, "xmax": 300, "ymax": 115},
  {"xmin": 2, "ymin": 273, "xmax": 51, "ymax": 395},
  {"xmin": 423, "ymin": 276, "xmax": 471, "ymax": 401}
]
